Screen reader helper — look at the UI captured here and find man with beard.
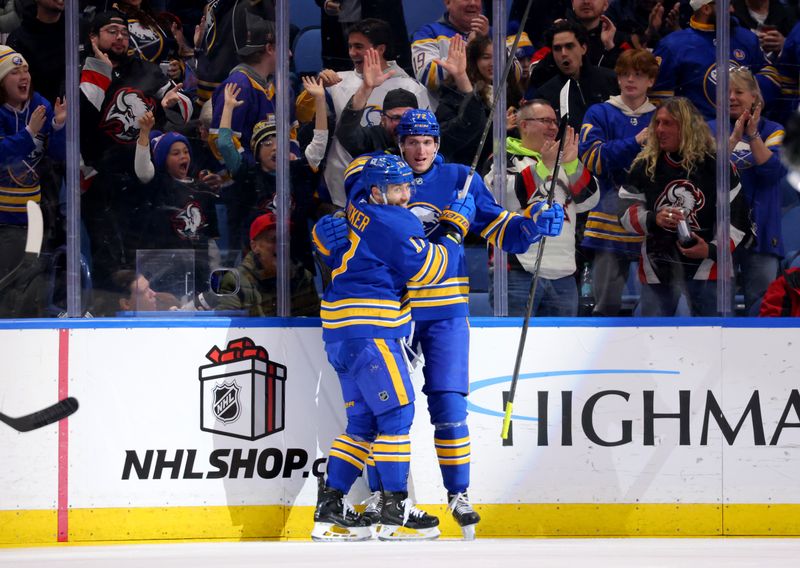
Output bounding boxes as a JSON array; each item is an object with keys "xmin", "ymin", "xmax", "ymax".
[{"xmin": 79, "ymin": 10, "xmax": 192, "ymax": 288}]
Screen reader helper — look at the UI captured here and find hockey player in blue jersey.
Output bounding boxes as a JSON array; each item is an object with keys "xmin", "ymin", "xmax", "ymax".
[
  {"xmin": 310, "ymin": 154, "xmax": 477, "ymax": 542},
  {"xmin": 338, "ymin": 110, "xmax": 565, "ymax": 539}
]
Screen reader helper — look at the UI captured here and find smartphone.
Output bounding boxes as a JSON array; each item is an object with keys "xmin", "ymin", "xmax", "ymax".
[{"xmin": 758, "ymin": 24, "xmax": 778, "ymax": 34}]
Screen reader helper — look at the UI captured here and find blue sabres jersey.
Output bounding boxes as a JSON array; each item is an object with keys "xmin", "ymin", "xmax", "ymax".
[
  {"xmin": 579, "ymin": 100, "xmax": 653, "ymax": 255},
  {"xmin": 651, "ymin": 17, "xmax": 779, "ymax": 119},
  {"xmin": 317, "ymin": 191, "xmax": 462, "ymax": 341},
  {"xmin": 345, "ymin": 154, "xmax": 535, "ymax": 320}
]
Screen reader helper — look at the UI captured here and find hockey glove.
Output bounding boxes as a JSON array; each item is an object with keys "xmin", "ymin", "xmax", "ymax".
[
  {"xmin": 440, "ymin": 192, "xmax": 476, "ymax": 241},
  {"xmin": 525, "ymin": 201, "xmax": 564, "ymax": 238},
  {"xmin": 312, "ymin": 213, "xmax": 349, "ymax": 266}
]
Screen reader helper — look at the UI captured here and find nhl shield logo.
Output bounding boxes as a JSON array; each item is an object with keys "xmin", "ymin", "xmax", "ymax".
[{"xmin": 212, "ymin": 381, "xmax": 241, "ymax": 424}]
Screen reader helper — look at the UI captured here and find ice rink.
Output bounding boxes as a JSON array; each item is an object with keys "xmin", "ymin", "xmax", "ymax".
[{"xmin": 2, "ymin": 538, "xmax": 800, "ymax": 568}]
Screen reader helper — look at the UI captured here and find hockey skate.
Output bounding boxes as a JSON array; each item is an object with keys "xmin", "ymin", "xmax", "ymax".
[
  {"xmin": 448, "ymin": 492, "xmax": 480, "ymax": 540},
  {"xmin": 377, "ymin": 491, "xmax": 440, "ymax": 541},
  {"xmin": 311, "ymin": 478, "xmax": 372, "ymax": 542}
]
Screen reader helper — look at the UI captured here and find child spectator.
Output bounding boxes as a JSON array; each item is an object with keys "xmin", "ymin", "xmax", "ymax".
[
  {"xmin": 133, "ymin": 110, "xmax": 219, "ymax": 294},
  {"xmin": 216, "ymin": 77, "xmax": 329, "ymax": 273}
]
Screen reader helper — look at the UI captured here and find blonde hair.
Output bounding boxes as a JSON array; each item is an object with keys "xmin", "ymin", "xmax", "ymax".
[
  {"xmin": 631, "ymin": 97, "xmax": 714, "ymax": 180},
  {"xmin": 729, "ymin": 66, "xmax": 764, "ymax": 110}
]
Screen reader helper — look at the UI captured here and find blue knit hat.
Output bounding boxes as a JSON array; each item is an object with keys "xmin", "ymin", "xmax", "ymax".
[{"xmin": 149, "ymin": 130, "xmax": 192, "ymax": 171}]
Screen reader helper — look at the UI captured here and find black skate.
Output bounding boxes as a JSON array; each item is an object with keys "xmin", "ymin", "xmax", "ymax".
[
  {"xmin": 377, "ymin": 491, "xmax": 440, "ymax": 541},
  {"xmin": 448, "ymin": 492, "xmax": 480, "ymax": 540},
  {"xmin": 311, "ymin": 478, "xmax": 372, "ymax": 542}
]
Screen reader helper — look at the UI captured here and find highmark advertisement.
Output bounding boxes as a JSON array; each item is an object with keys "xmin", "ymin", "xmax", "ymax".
[{"xmin": 1, "ymin": 323, "xmax": 799, "ymax": 543}]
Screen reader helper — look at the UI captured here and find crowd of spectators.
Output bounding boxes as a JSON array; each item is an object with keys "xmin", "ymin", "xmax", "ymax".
[{"xmin": 2, "ymin": 0, "xmax": 800, "ymax": 318}]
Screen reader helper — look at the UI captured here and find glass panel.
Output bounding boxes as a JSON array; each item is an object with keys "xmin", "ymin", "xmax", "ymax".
[
  {"xmin": 0, "ymin": 5, "xmax": 68, "ymax": 319},
  {"xmin": 19, "ymin": 0, "xmax": 800, "ymax": 320}
]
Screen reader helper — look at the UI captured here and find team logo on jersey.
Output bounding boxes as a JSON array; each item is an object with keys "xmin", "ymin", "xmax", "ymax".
[
  {"xmin": 733, "ymin": 49, "xmax": 745, "ymax": 61},
  {"xmin": 364, "ymin": 105, "xmax": 382, "ymax": 126},
  {"xmin": 731, "ymin": 140, "xmax": 755, "ymax": 170},
  {"xmin": 408, "ymin": 201, "xmax": 442, "ymax": 236},
  {"xmin": 203, "ymin": 0, "xmax": 220, "ymax": 51},
  {"xmin": 630, "ymin": 117, "xmax": 638, "ymax": 126},
  {"xmin": 212, "ymin": 381, "xmax": 241, "ymax": 424},
  {"xmin": 199, "ymin": 337, "xmax": 287, "ymax": 440},
  {"xmin": 656, "ymin": 179, "xmax": 705, "ymax": 230},
  {"xmin": 172, "ymin": 200, "xmax": 208, "ymax": 240},
  {"xmin": 704, "ymin": 61, "xmax": 742, "ymax": 107},
  {"xmin": 127, "ymin": 19, "xmax": 164, "ymax": 61},
  {"xmin": 7, "ymin": 131, "xmax": 45, "ymax": 187},
  {"xmin": 100, "ymin": 87, "xmax": 156, "ymax": 144}
]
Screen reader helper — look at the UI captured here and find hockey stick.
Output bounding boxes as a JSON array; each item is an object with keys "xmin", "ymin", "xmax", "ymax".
[
  {"xmin": 0, "ymin": 200, "xmax": 43, "ymax": 291},
  {"xmin": 0, "ymin": 397, "xmax": 79, "ymax": 432},
  {"xmin": 0, "ymin": 201, "xmax": 48, "ymax": 318},
  {"xmin": 457, "ymin": 0, "xmax": 535, "ymax": 199},
  {"xmin": 501, "ymin": 115, "xmax": 570, "ymax": 440}
]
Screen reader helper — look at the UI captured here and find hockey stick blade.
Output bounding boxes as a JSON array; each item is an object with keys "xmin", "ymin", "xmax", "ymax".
[{"xmin": 0, "ymin": 397, "xmax": 79, "ymax": 432}]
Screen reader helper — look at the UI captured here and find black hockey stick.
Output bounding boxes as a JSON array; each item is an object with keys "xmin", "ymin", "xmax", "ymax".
[
  {"xmin": 0, "ymin": 397, "xmax": 79, "ymax": 432},
  {"xmin": 502, "ymin": 115, "xmax": 570, "ymax": 440},
  {"xmin": 457, "ymin": 0, "xmax": 535, "ymax": 199}
]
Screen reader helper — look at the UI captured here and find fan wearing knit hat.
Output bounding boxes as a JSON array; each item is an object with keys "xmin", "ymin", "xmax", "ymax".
[
  {"xmin": 0, "ymin": 45, "xmax": 66, "ymax": 228},
  {"xmin": 250, "ymin": 116, "xmax": 278, "ymax": 172}
]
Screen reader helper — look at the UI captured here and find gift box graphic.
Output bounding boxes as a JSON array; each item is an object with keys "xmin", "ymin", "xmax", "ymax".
[{"xmin": 199, "ymin": 337, "xmax": 286, "ymax": 440}]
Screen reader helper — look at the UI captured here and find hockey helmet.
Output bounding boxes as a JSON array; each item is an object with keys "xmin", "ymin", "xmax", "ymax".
[
  {"xmin": 362, "ymin": 155, "xmax": 413, "ymax": 196},
  {"xmin": 396, "ymin": 109, "xmax": 440, "ymax": 140}
]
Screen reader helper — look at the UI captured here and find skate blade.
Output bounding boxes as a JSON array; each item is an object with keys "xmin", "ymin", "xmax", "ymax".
[
  {"xmin": 377, "ymin": 524, "xmax": 440, "ymax": 541},
  {"xmin": 460, "ymin": 523, "xmax": 477, "ymax": 540},
  {"xmin": 311, "ymin": 522, "xmax": 372, "ymax": 542}
]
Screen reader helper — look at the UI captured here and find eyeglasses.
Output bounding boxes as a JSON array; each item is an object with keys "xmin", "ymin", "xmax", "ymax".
[
  {"xmin": 383, "ymin": 112, "xmax": 404, "ymax": 121},
  {"xmin": 521, "ymin": 117, "xmax": 559, "ymax": 127},
  {"xmin": 101, "ymin": 26, "xmax": 130, "ymax": 38}
]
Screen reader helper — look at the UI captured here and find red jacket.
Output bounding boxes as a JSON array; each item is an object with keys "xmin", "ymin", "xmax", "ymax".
[{"xmin": 759, "ymin": 268, "xmax": 800, "ymax": 317}]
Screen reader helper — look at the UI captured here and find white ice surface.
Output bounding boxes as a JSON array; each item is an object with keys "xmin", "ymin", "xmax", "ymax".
[{"xmin": 2, "ymin": 539, "xmax": 800, "ymax": 568}]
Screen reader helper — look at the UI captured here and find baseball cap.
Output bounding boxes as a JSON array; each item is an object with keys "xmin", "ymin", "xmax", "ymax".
[
  {"xmin": 249, "ymin": 212, "xmax": 278, "ymax": 241},
  {"xmin": 690, "ymin": 0, "xmax": 714, "ymax": 11},
  {"xmin": 237, "ymin": 14, "xmax": 276, "ymax": 57}
]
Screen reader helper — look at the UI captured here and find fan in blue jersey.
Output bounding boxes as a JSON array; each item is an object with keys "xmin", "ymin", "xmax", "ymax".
[
  {"xmin": 650, "ymin": 0, "xmax": 780, "ymax": 120},
  {"xmin": 310, "ymin": 154, "xmax": 477, "ymax": 542},
  {"xmin": 335, "ymin": 110, "xmax": 565, "ymax": 539}
]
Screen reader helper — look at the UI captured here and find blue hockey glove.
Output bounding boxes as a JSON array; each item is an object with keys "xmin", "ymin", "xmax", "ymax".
[
  {"xmin": 440, "ymin": 192, "xmax": 476, "ymax": 239},
  {"xmin": 525, "ymin": 201, "xmax": 564, "ymax": 238},
  {"xmin": 312, "ymin": 213, "xmax": 349, "ymax": 265}
]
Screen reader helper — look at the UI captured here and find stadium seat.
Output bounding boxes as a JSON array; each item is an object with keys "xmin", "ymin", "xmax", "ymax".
[
  {"xmin": 293, "ymin": 27, "xmax": 323, "ymax": 75},
  {"xmin": 290, "ymin": 0, "xmax": 321, "ymax": 32},
  {"xmin": 403, "ymin": 0, "xmax": 443, "ymax": 38}
]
